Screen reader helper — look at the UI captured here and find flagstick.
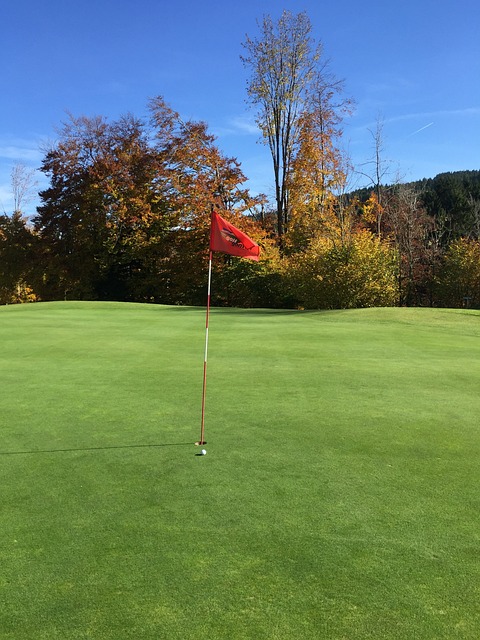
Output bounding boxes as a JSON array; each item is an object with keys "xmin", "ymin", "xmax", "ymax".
[{"xmin": 196, "ymin": 249, "xmax": 212, "ymax": 446}]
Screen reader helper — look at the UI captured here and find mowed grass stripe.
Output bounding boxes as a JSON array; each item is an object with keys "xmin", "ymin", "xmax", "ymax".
[{"xmin": 0, "ymin": 302, "xmax": 479, "ymax": 639}]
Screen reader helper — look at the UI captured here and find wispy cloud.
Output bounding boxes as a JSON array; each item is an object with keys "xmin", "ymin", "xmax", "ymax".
[
  {"xmin": 386, "ymin": 107, "xmax": 480, "ymax": 125},
  {"xmin": 229, "ymin": 115, "xmax": 258, "ymax": 135},
  {"xmin": 349, "ymin": 106, "xmax": 480, "ymax": 138},
  {"xmin": 0, "ymin": 137, "xmax": 44, "ymax": 163},
  {"xmin": 213, "ymin": 114, "xmax": 259, "ymax": 138},
  {"xmin": 0, "ymin": 184, "xmax": 13, "ymax": 214},
  {"xmin": 0, "ymin": 146, "xmax": 41, "ymax": 162},
  {"xmin": 211, "ymin": 115, "xmax": 260, "ymax": 138}
]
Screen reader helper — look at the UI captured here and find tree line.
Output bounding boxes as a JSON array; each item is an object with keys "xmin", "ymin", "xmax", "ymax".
[{"xmin": 1, "ymin": 11, "xmax": 479, "ymax": 309}]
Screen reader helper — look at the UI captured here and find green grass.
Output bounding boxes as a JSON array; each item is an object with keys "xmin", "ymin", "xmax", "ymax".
[{"xmin": 1, "ymin": 301, "xmax": 479, "ymax": 639}]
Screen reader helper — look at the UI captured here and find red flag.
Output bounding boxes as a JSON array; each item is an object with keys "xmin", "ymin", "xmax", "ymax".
[{"xmin": 209, "ymin": 212, "xmax": 260, "ymax": 261}]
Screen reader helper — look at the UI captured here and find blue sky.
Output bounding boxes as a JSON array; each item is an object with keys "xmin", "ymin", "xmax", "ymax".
[{"xmin": 2, "ymin": 0, "xmax": 479, "ymax": 217}]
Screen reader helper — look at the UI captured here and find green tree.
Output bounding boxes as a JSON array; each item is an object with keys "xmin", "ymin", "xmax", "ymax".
[
  {"xmin": 0, "ymin": 164, "xmax": 39, "ymax": 304},
  {"xmin": 0, "ymin": 212, "xmax": 38, "ymax": 304},
  {"xmin": 422, "ymin": 171, "xmax": 480, "ymax": 242}
]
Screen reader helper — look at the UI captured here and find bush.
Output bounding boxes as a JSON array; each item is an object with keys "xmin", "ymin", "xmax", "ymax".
[
  {"xmin": 285, "ymin": 230, "xmax": 399, "ymax": 309},
  {"xmin": 436, "ymin": 238, "xmax": 480, "ymax": 308}
]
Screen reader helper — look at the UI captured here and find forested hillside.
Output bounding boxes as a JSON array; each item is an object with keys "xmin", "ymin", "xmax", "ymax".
[{"xmin": 353, "ymin": 170, "xmax": 480, "ymax": 243}]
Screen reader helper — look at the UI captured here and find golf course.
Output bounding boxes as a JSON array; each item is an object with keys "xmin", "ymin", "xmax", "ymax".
[{"xmin": 1, "ymin": 301, "xmax": 479, "ymax": 639}]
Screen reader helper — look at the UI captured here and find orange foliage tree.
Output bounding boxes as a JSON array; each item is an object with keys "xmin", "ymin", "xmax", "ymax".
[
  {"xmin": 149, "ymin": 97, "xmax": 269, "ymax": 304},
  {"xmin": 34, "ymin": 97, "xmax": 271, "ymax": 305},
  {"xmin": 286, "ymin": 75, "xmax": 354, "ymax": 252}
]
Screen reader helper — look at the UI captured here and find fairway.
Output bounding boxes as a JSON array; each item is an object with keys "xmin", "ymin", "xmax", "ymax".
[{"xmin": 1, "ymin": 302, "xmax": 479, "ymax": 639}]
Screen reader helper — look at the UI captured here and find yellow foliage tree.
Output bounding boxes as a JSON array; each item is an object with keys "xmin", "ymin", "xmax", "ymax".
[
  {"xmin": 437, "ymin": 238, "xmax": 480, "ymax": 308},
  {"xmin": 285, "ymin": 229, "xmax": 399, "ymax": 309},
  {"xmin": 286, "ymin": 81, "xmax": 354, "ymax": 253},
  {"xmin": 360, "ymin": 192, "xmax": 385, "ymax": 237}
]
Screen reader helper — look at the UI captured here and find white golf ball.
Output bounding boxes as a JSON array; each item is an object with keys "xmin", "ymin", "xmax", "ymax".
[{"xmin": 201, "ymin": 449, "xmax": 207, "ymax": 455}]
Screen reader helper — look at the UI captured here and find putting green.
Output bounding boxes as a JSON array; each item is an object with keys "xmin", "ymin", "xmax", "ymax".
[{"xmin": 1, "ymin": 302, "xmax": 479, "ymax": 639}]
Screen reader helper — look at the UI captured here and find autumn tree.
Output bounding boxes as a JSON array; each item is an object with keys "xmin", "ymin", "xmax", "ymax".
[
  {"xmin": 356, "ymin": 116, "xmax": 404, "ymax": 238},
  {"xmin": 384, "ymin": 185, "xmax": 436, "ymax": 306},
  {"xmin": 437, "ymin": 238, "xmax": 480, "ymax": 308},
  {"xmin": 148, "ymin": 96, "xmax": 267, "ymax": 304},
  {"xmin": 242, "ymin": 11, "xmax": 352, "ymax": 251},
  {"xmin": 286, "ymin": 74, "xmax": 354, "ymax": 252},
  {"xmin": 242, "ymin": 11, "xmax": 321, "ymax": 242},
  {"xmin": 360, "ymin": 192, "xmax": 385, "ymax": 239},
  {"xmin": 35, "ymin": 97, "xmax": 268, "ymax": 305}
]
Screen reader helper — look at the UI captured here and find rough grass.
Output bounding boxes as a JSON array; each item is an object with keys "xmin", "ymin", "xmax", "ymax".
[{"xmin": 0, "ymin": 302, "xmax": 479, "ymax": 639}]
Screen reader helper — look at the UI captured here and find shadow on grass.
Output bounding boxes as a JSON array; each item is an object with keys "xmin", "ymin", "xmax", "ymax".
[
  {"xmin": 0, "ymin": 442, "xmax": 195, "ymax": 456},
  {"xmin": 162, "ymin": 305, "xmax": 308, "ymax": 316}
]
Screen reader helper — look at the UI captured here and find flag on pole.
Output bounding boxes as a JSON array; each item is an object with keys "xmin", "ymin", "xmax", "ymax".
[
  {"xmin": 196, "ymin": 212, "xmax": 260, "ymax": 447},
  {"xmin": 210, "ymin": 212, "xmax": 260, "ymax": 261}
]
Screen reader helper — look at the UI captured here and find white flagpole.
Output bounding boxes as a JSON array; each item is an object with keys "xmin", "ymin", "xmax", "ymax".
[{"xmin": 197, "ymin": 249, "xmax": 212, "ymax": 446}]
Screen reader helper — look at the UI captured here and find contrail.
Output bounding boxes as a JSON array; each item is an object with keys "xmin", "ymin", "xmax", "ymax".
[{"xmin": 408, "ymin": 122, "xmax": 434, "ymax": 137}]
